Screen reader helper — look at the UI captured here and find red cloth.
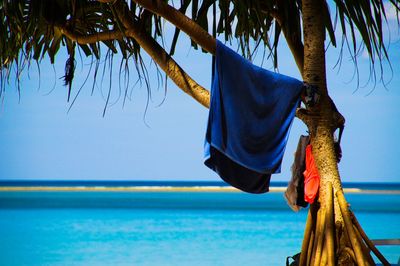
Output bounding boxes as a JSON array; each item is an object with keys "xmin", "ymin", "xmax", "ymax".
[{"xmin": 303, "ymin": 145, "xmax": 320, "ymax": 204}]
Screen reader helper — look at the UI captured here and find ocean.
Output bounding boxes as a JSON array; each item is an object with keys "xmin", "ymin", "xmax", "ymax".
[{"xmin": 0, "ymin": 181, "xmax": 399, "ymax": 266}]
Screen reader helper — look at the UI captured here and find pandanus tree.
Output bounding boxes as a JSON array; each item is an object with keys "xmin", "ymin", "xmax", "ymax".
[{"xmin": 1, "ymin": 0, "xmax": 399, "ymax": 264}]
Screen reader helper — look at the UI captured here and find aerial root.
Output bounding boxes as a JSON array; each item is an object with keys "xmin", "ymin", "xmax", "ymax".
[
  {"xmin": 325, "ymin": 182, "xmax": 335, "ymax": 266},
  {"xmin": 351, "ymin": 211, "xmax": 391, "ymax": 266},
  {"xmin": 343, "ymin": 246, "xmax": 357, "ymax": 262},
  {"xmin": 320, "ymin": 237, "xmax": 328, "ymax": 266},
  {"xmin": 337, "ymin": 189, "xmax": 366, "ymax": 266},
  {"xmin": 298, "ymin": 183, "xmax": 391, "ymax": 265},
  {"xmin": 306, "ymin": 230, "xmax": 315, "ymax": 266},
  {"xmin": 312, "ymin": 207, "xmax": 326, "ymax": 266},
  {"xmin": 300, "ymin": 204, "xmax": 316, "ymax": 266},
  {"xmin": 352, "ymin": 223, "xmax": 375, "ymax": 266}
]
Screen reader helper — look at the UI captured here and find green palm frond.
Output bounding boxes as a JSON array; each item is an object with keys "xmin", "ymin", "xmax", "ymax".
[
  {"xmin": 0, "ymin": 0, "xmax": 164, "ymax": 100},
  {"xmin": 333, "ymin": 0, "xmax": 399, "ymax": 68},
  {"xmin": 1, "ymin": 0, "xmax": 399, "ymax": 101}
]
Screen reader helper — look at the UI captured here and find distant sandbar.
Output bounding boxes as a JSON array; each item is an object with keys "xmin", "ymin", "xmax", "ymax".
[{"xmin": 0, "ymin": 186, "xmax": 399, "ymax": 194}]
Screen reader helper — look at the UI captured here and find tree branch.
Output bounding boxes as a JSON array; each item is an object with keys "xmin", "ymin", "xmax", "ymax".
[
  {"xmin": 59, "ymin": 27, "xmax": 123, "ymax": 44},
  {"xmin": 112, "ymin": 0, "xmax": 210, "ymax": 108},
  {"xmin": 130, "ymin": 0, "xmax": 216, "ymax": 55}
]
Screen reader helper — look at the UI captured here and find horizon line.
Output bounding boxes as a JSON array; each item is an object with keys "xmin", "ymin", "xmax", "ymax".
[
  {"xmin": 1, "ymin": 186, "xmax": 400, "ymax": 194},
  {"xmin": 0, "ymin": 179, "xmax": 399, "ymax": 184}
]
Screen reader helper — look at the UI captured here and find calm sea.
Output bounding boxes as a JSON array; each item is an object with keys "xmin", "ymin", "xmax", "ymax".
[{"xmin": 0, "ymin": 181, "xmax": 399, "ymax": 266}]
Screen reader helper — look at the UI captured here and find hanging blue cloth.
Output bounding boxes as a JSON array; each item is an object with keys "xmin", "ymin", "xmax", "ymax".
[{"xmin": 204, "ymin": 41, "xmax": 303, "ymax": 193}]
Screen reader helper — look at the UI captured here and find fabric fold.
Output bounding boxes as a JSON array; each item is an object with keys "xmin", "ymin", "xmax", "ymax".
[
  {"xmin": 303, "ymin": 145, "xmax": 320, "ymax": 203},
  {"xmin": 204, "ymin": 41, "xmax": 303, "ymax": 193},
  {"xmin": 285, "ymin": 135, "xmax": 310, "ymax": 211}
]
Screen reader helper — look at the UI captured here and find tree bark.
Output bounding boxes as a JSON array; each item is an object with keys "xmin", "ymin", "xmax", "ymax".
[
  {"xmin": 302, "ymin": 0, "xmax": 343, "ymax": 218},
  {"xmin": 59, "ymin": 28, "xmax": 123, "ymax": 44},
  {"xmin": 301, "ymin": 0, "xmax": 345, "ymax": 264},
  {"xmin": 300, "ymin": 0, "xmax": 385, "ymax": 265},
  {"xmin": 301, "ymin": 0, "xmax": 341, "ymax": 264}
]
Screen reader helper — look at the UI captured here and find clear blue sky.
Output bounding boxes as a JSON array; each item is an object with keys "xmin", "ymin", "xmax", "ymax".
[{"xmin": 0, "ymin": 13, "xmax": 399, "ymax": 183}]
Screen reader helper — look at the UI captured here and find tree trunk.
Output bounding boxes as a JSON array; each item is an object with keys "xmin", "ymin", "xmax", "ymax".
[{"xmin": 299, "ymin": 0, "xmax": 389, "ymax": 265}]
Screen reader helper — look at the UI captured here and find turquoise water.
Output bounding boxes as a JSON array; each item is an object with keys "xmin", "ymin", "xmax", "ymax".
[{"xmin": 0, "ymin": 191, "xmax": 399, "ymax": 266}]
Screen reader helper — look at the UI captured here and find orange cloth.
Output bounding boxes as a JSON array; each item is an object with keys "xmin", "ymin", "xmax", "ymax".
[{"xmin": 303, "ymin": 145, "xmax": 320, "ymax": 204}]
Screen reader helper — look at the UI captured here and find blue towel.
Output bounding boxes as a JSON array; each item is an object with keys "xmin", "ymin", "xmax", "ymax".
[{"xmin": 204, "ymin": 41, "xmax": 303, "ymax": 193}]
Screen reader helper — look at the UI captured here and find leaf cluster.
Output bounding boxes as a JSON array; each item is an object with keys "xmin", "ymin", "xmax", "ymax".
[{"xmin": 1, "ymin": 0, "xmax": 399, "ymax": 102}]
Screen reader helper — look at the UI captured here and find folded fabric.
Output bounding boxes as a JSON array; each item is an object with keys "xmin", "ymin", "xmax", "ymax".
[
  {"xmin": 204, "ymin": 40, "xmax": 304, "ymax": 193},
  {"xmin": 285, "ymin": 135, "xmax": 310, "ymax": 211},
  {"xmin": 303, "ymin": 145, "xmax": 320, "ymax": 203}
]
